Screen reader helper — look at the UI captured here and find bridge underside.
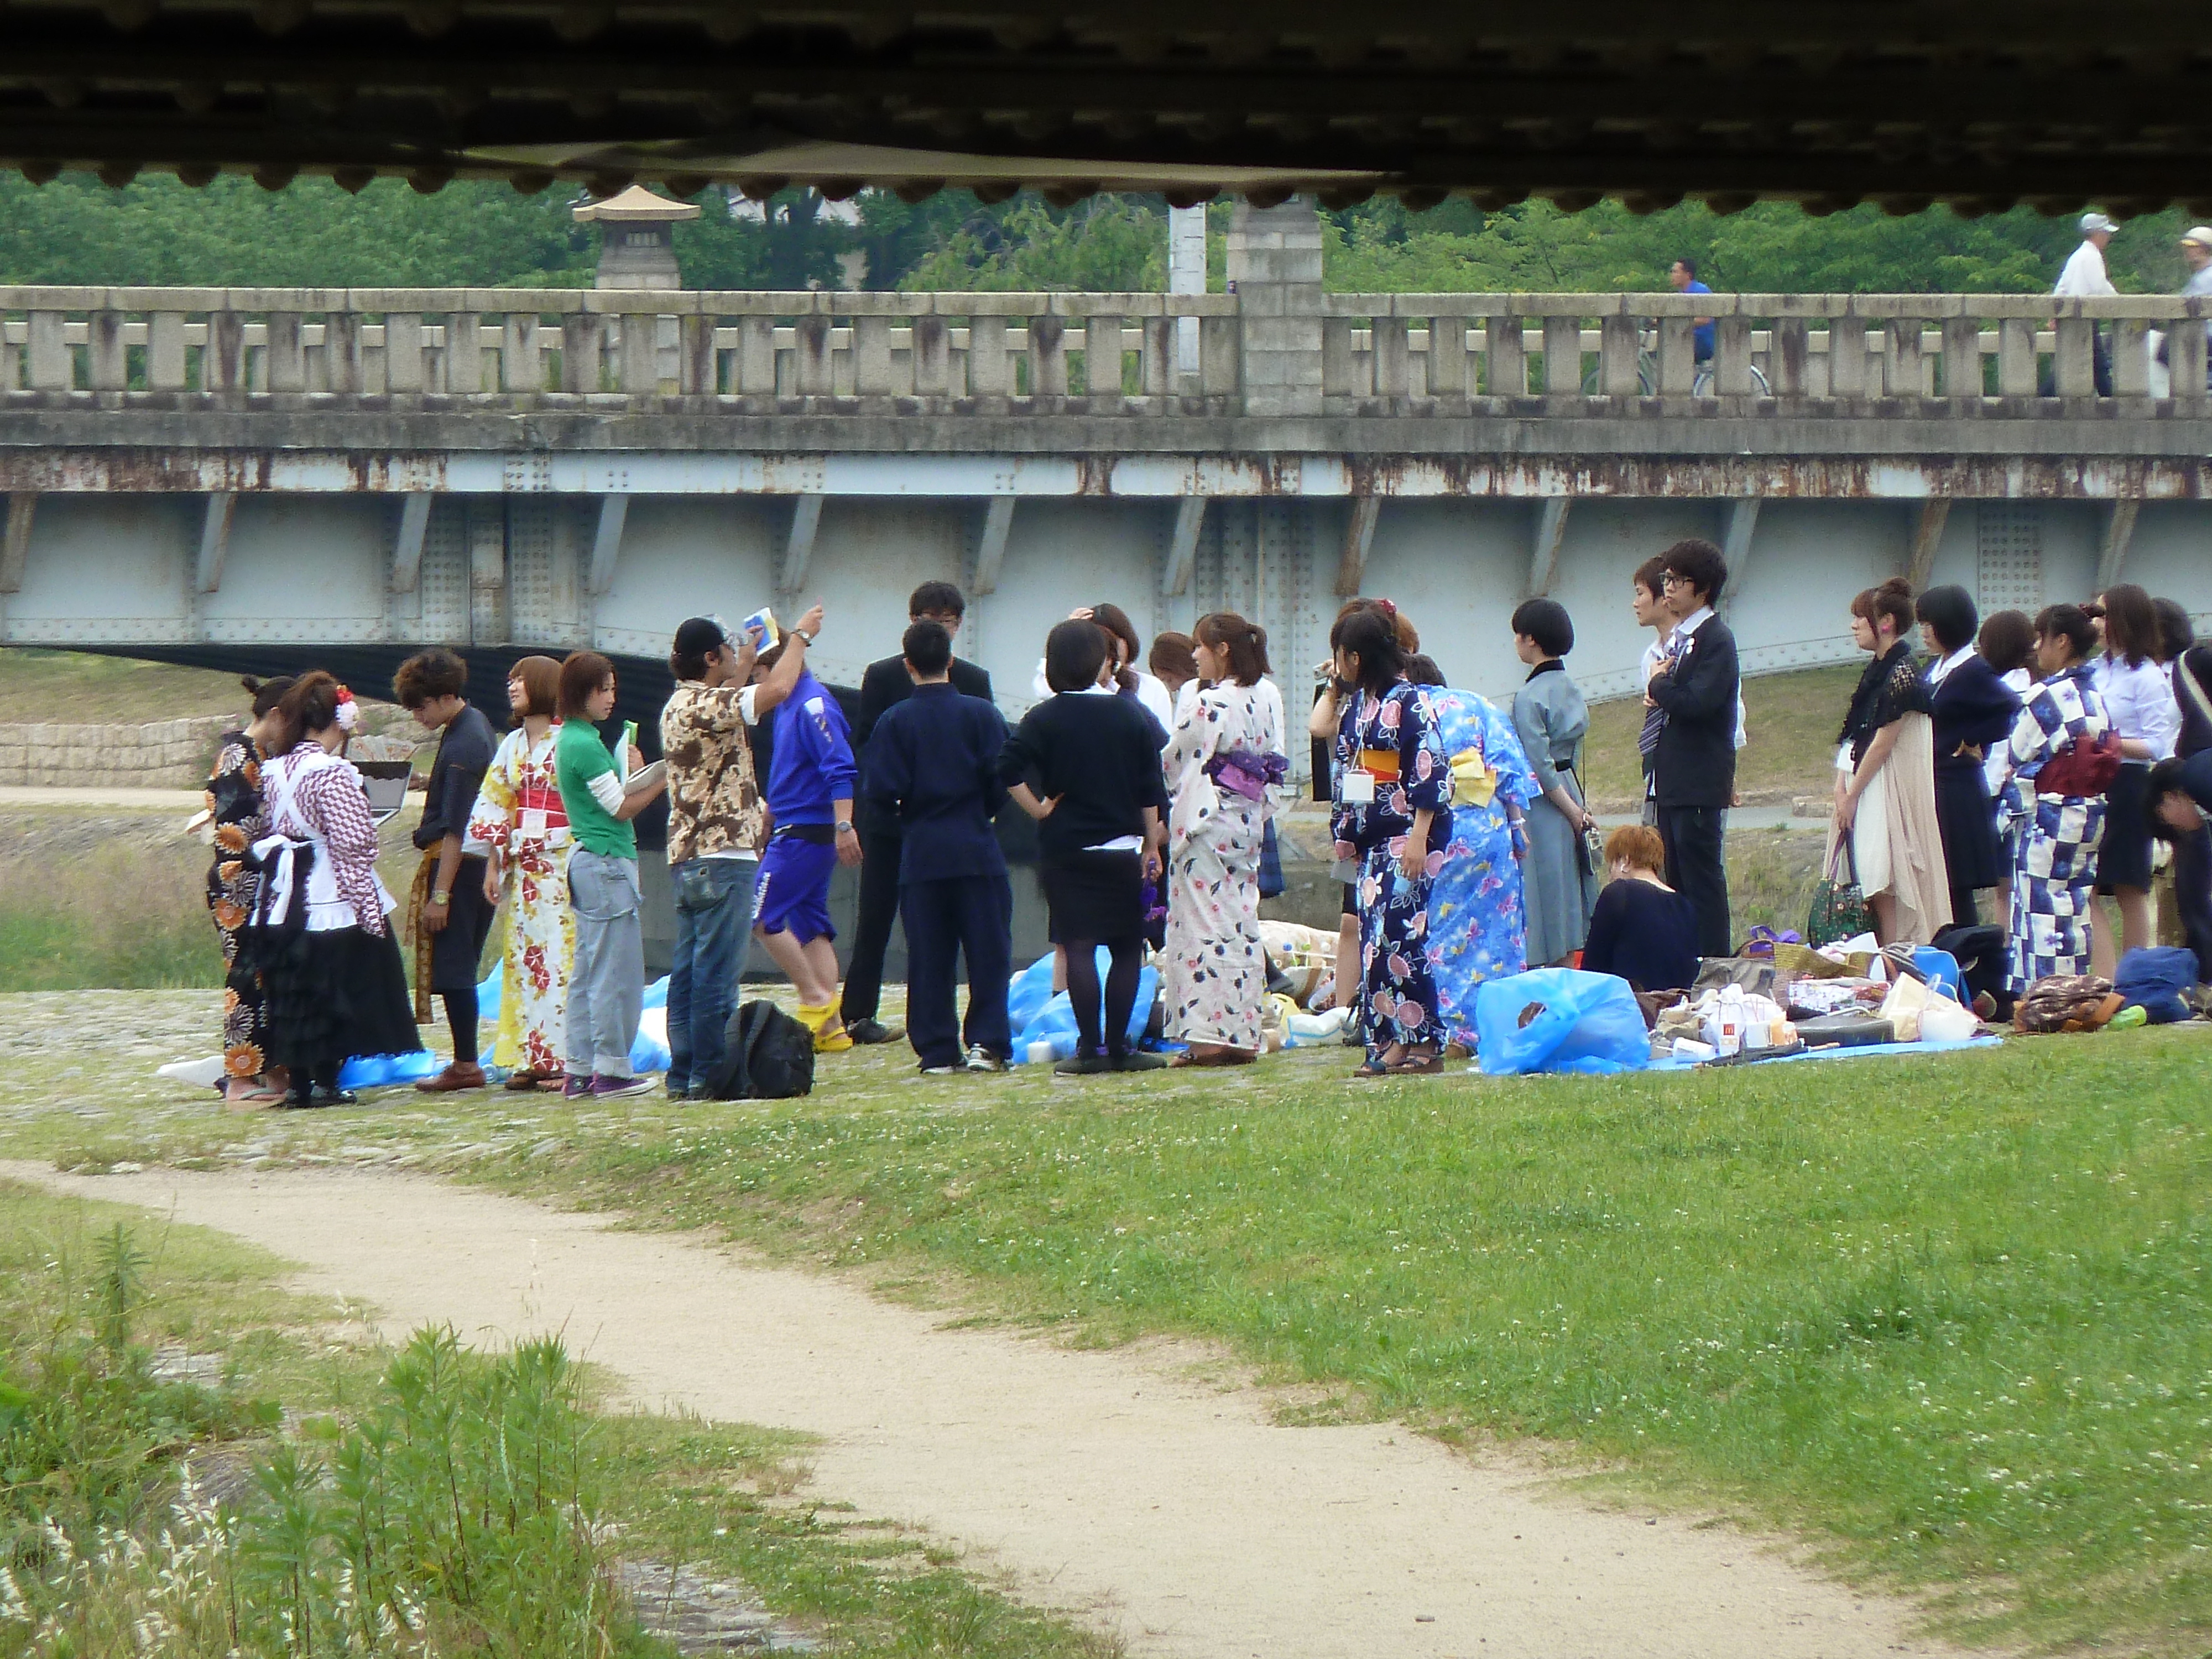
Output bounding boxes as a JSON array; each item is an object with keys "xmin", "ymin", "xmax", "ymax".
[
  {"xmin": 11, "ymin": 486, "xmax": 2206, "ymax": 753},
  {"xmin": 3, "ymin": 3, "xmax": 2210, "ymax": 213}
]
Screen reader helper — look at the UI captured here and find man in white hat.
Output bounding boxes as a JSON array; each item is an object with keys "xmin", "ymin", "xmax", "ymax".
[
  {"xmin": 2053, "ymin": 210, "xmax": 2120, "ymax": 393},
  {"xmin": 2178, "ymin": 226, "xmax": 2212, "ymax": 387}
]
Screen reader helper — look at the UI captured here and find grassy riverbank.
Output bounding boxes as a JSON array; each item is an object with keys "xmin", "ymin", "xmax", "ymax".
[
  {"xmin": 6, "ymin": 994, "xmax": 2208, "ymax": 1653},
  {"xmin": 0, "ymin": 1175, "xmax": 1118, "ymax": 1657}
]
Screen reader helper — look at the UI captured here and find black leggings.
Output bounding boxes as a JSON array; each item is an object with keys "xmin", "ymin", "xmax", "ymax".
[
  {"xmin": 442, "ymin": 987, "xmax": 479, "ymax": 1065},
  {"xmin": 1063, "ymin": 934, "xmax": 1144, "ymax": 1056}
]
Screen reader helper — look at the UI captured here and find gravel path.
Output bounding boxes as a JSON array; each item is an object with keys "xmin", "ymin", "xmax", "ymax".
[{"xmin": 6, "ymin": 1160, "xmax": 1964, "ymax": 1659}]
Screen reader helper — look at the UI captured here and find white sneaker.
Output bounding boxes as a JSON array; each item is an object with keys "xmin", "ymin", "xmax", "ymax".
[
  {"xmin": 920, "ymin": 1062, "xmax": 964, "ymax": 1076},
  {"xmin": 964, "ymin": 1045, "xmax": 1007, "ymax": 1073}
]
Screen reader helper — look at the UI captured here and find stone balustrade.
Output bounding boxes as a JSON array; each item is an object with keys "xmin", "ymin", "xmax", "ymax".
[
  {"xmin": 3, "ymin": 284, "xmax": 2209, "ymax": 416},
  {"xmin": 0, "ymin": 288, "xmax": 1243, "ymax": 410}
]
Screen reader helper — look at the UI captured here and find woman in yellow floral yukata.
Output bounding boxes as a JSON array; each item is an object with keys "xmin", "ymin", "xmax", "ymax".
[{"xmin": 467, "ymin": 655, "xmax": 574, "ymax": 1089}]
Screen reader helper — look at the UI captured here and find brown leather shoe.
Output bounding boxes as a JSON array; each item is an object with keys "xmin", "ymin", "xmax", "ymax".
[
  {"xmin": 416, "ymin": 1061, "xmax": 489, "ymax": 1093},
  {"xmin": 503, "ymin": 1068, "xmax": 542, "ymax": 1092}
]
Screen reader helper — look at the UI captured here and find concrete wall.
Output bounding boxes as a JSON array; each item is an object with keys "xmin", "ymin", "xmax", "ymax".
[{"xmin": 0, "ymin": 715, "xmax": 232, "ymax": 787}]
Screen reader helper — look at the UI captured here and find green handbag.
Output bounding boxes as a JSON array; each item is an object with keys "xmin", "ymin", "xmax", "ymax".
[{"xmin": 1806, "ymin": 837, "xmax": 1868, "ymax": 948}]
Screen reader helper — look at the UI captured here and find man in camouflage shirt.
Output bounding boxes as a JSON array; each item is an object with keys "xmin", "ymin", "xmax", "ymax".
[{"xmin": 659, "ymin": 603, "xmax": 820, "ymax": 1097}]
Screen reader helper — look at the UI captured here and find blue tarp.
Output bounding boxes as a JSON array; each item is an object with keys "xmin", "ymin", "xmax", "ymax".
[{"xmin": 1643, "ymin": 1035, "xmax": 2004, "ymax": 1072}]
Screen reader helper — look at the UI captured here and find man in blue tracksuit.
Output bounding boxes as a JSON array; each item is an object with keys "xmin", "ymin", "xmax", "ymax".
[
  {"xmin": 862, "ymin": 619, "xmax": 1014, "ymax": 1074},
  {"xmin": 751, "ymin": 618, "xmax": 860, "ymax": 1051}
]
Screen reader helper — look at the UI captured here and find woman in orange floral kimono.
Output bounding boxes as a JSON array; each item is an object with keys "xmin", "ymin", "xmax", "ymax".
[
  {"xmin": 466, "ymin": 656, "xmax": 575, "ymax": 1088},
  {"xmin": 204, "ymin": 676, "xmax": 293, "ymax": 1104}
]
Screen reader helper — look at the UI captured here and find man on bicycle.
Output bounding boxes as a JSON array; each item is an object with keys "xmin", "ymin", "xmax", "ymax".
[{"xmin": 1668, "ymin": 258, "xmax": 1715, "ymax": 367}]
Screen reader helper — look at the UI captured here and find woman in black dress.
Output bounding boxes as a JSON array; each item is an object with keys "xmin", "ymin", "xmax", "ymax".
[
  {"xmin": 1916, "ymin": 586, "xmax": 2021, "ymax": 928},
  {"xmin": 1581, "ymin": 824, "xmax": 1699, "ymax": 993}
]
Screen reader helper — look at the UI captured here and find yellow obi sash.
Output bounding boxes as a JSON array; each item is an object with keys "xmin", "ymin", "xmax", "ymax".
[{"xmin": 1449, "ymin": 747, "xmax": 1497, "ymax": 807}]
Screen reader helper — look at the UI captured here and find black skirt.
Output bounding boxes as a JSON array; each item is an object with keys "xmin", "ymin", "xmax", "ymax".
[
  {"xmin": 2098, "ymin": 761, "xmax": 2155, "ymax": 893},
  {"xmin": 1041, "ymin": 850, "xmax": 1145, "ymax": 945},
  {"xmin": 1933, "ymin": 757, "xmax": 2006, "ymax": 892},
  {"xmin": 256, "ymin": 923, "xmax": 421, "ymax": 1070}
]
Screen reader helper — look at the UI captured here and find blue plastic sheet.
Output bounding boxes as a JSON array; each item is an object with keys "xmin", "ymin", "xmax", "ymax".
[
  {"xmin": 1644, "ymin": 1035, "xmax": 2003, "ymax": 1072},
  {"xmin": 1010, "ymin": 949, "xmax": 1159, "ymax": 1063},
  {"xmin": 337, "ymin": 1049, "xmax": 440, "ymax": 1090},
  {"xmin": 476, "ymin": 960, "xmax": 670, "ymax": 1074},
  {"xmin": 1474, "ymin": 968, "xmax": 1650, "ymax": 1076}
]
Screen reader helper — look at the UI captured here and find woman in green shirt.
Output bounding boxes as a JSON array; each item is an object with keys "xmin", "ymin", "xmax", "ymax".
[{"xmin": 553, "ymin": 651, "xmax": 666, "ymax": 1099}]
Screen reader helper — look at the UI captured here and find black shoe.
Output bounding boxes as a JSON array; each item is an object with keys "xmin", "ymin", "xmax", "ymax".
[
  {"xmin": 284, "ymin": 1089, "xmax": 321, "ymax": 1110},
  {"xmin": 1110, "ymin": 1050, "xmax": 1168, "ymax": 1072},
  {"xmin": 1053, "ymin": 1051, "xmax": 1114, "ymax": 1077},
  {"xmin": 846, "ymin": 1018, "xmax": 905, "ymax": 1046},
  {"xmin": 310, "ymin": 1086, "xmax": 357, "ymax": 1107}
]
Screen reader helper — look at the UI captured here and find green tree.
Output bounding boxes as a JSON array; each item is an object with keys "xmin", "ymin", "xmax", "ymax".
[{"xmin": 898, "ymin": 196, "xmax": 1168, "ymax": 291}]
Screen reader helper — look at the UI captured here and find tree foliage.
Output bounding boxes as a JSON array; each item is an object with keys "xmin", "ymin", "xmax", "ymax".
[{"xmin": 0, "ymin": 171, "xmax": 2200, "ymax": 297}]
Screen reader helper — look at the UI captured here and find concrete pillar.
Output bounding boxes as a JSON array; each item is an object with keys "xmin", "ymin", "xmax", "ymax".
[
  {"xmin": 1226, "ymin": 196, "xmax": 1324, "ymax": 419},
  {"xmin": 1168, "ymin": 204, "xmax": 1207, "ymax": 379}
]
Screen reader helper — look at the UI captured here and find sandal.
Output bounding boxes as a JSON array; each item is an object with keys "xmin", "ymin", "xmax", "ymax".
[
  {"xmin": 1351, "ymin": 1058, "xmax": 1392, "ymax": 1079},
  {"xmin": 1386, "ymin": 1054, "xmax": 1444, "ymax": 1075}
]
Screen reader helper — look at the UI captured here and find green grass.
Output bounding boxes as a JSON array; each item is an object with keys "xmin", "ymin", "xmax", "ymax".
[
  {"xmin": 1585, "ymin": 662, "xmax": 1861, "ymax": 808},
  {"xmin": 0, "ymin": 649, "xmax": 251, "ymax": 728},
  {"xmin": 0, "ymin": 1171, "xmax": 1121, "ymax": 1658},
  {"xmin": 110, "ymin": 1028, "xmax": 2187, "ymax": 1658},
  {"xmin": 24, "ymin": 1015, "xmax": 2205, "ymax": 1650}
]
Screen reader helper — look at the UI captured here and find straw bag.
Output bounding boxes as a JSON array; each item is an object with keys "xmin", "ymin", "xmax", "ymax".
[{"xmin": 1807, "ymin": 837, "xmax": 1867, "ymax": 948}]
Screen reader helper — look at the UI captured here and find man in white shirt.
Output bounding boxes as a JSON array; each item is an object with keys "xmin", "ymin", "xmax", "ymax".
[{"xmin": 2053, "ymin": 210, "xmax": 2119, "ymax": 395}]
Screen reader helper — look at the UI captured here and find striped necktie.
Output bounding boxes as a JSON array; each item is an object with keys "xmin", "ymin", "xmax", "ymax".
[{"xmin": 1639, "ymin": 633, "xmax": 1684, "ymax": 758}]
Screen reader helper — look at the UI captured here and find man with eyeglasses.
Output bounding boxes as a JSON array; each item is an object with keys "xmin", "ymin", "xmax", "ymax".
[{"xmin": 1644, "ymin": 538, "xmax": 1741, "ymax": 956}]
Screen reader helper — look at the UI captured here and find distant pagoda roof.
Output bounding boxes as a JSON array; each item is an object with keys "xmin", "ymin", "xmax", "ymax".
[{"xmin": 572, "ymin": 184, "xmax": 702, "ymax": 223}]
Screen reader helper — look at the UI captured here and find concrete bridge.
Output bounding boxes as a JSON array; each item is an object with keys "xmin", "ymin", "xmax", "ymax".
[{"xmin": 6, "ymin": 205, "xmax": 2212, "ymax": 734}]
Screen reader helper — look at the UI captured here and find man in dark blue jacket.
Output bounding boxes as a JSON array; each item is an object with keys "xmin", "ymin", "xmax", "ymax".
[
  {"xmin": 863, "ymin": 620, "xmax": 1014, "ymax": 1074},
  {"xmin": 1646, "ymin": 536, "xmax": 1741, "ymax": 957}
]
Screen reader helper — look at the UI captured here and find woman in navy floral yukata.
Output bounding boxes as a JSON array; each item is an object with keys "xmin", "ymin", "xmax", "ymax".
[{"xmin": 1329, "ymin": 605, "xmax": 1454, "ymax": 1076}]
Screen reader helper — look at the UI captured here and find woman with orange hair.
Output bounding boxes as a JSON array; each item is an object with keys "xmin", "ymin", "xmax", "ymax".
[{"xmin": 467, "ymin": 655, "xmax": 573, "ymax": 1089}]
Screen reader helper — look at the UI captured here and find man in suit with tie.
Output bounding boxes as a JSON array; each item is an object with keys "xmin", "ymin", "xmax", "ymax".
[
  {"xmin": 840, "ymin": 581, "xmax": 995, "ymax": 1045},
  {"xmin": 1646, "ymin": 538, "xmax": 1741, "ymax": 957}
]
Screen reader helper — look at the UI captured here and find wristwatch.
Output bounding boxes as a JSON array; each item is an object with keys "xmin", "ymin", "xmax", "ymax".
[
  {"xmin": 834, "ymin": 821, "xmax": 855, "ymax": 835},
  {"xmin": 430, "ymin": 890, "xmax": 450, "ymax": 905}
]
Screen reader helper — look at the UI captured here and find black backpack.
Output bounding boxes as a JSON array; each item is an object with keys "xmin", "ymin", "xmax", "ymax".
[{"xmin": 706, "ymin": 1000, "xmax": 816, "ymax": 1100}]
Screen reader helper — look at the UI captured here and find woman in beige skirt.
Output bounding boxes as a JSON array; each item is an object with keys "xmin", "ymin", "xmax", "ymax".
[{"xmin": 1833, "ymin": 577, "xmax": 1953, "ymax": 945}]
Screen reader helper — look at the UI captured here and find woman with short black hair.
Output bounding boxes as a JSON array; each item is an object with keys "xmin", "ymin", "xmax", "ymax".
[
  {"xmin": 1000, "ymin": 619, "xmax": 1171, "ymax": 1075},
  {"xmin": 1917, "ymin": 585, "xmax": 2021, "ymax": 929},
  {"xmin": 1986, "ymin": 604, "xmax": 2116, "ymax": 993},
  {"xmin": 1509, "ymin": 597, "xmax": 1598, "ymax": 965}
]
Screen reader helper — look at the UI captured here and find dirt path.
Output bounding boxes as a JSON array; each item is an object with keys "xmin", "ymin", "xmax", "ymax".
[{"xmin": 8, "ymin": 1161, "xmax": 1961, "ymax": 1659}]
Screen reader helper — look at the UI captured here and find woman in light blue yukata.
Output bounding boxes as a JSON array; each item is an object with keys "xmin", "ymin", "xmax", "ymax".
[{"xmin": 1406, "ymin": 655, "xmax": 1537, "ymax": 1052}]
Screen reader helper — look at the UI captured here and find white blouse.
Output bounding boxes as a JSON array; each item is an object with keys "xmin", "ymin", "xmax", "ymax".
[{"xmin": 2090, "ymin": 653, "xmax": 2181, "ymax": 759}]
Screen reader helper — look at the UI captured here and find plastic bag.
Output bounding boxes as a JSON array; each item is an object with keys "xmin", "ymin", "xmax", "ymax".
[
  {"xmin": 1474, "ymin": 968, "xmax": 1650, "ymax": 1076},
  {"xmin": 1010, "ymin": 949, "xmax": 1160, "ymax": 1063}
]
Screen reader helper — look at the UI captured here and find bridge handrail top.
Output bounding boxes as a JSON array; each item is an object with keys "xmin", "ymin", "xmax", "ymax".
[{"xmin": 0, "ymin": 285, "xmax": 1248, "ymax": 317}]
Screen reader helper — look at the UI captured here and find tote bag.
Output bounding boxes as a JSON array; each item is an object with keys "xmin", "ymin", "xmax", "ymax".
[{"xmin": 1807, "ymin": 837, "xmax": 1868, "ymax": 948}]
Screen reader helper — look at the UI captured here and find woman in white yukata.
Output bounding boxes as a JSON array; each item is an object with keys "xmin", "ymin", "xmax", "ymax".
[
  {"xmin": 467, "ymin": 655, "xmax": 574, "ymax": 1089},
  {"xmin": 1986, "ymin": 604, "xmax": 2116, "ymax": 995},
  {"xmin": 1161, "ymin": 612, "xmax": 1286, "ymax": 1066}
]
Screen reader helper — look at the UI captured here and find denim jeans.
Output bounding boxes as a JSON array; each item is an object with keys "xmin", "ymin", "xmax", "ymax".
[
  {"xmin": 566, "ymin": 849, "xmax": 643, "ymax": 1080},
  {"xmin": 667, "ymin": 855, "xmax": 757, "ymax": 1094}
]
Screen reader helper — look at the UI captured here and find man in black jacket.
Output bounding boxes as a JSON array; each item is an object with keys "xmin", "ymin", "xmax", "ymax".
[
  {"xmin": 839, "ymin": 581, "xmax": 994, "ymax": 1044},
  {"xmin": 1646, "ymin": 538, "xmax": 1740, "ymax": 957}
]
